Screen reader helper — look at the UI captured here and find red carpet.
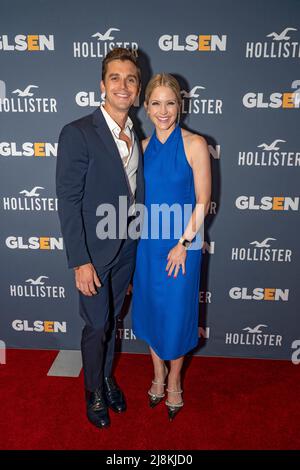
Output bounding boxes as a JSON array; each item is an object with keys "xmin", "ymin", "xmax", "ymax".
[{"xmin": 0, "ymin": 350, "xmax": 299, "ymax": 450}]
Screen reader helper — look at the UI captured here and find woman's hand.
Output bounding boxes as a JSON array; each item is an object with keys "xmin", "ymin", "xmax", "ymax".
[{"xmin": 166, "ymin": 243, "xmax": 187, "ymax": 278}]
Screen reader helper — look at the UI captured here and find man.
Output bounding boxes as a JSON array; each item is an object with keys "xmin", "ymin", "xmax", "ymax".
[{"xmin": 56, "ymin": 48, "xmax": 144, "ymax": 429}]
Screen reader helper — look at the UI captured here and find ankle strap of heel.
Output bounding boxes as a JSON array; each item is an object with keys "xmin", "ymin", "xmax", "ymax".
[{"xmin": 152, "ymin": 380, "xmax": 166, "ymax": 386}]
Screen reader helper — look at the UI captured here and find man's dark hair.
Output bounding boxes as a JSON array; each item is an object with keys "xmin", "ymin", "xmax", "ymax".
[{"xmin": 102, "ymin": 48, "xmax": 141, "ymax": 84}]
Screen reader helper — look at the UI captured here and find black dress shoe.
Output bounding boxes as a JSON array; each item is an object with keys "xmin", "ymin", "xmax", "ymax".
[
  {"xmin": 104, "ymin": 377, "xmax": 126, "ymax": 413},
  {"xmin": 86, "ymin": 388, "xmax": 110, "ymax": 428}
]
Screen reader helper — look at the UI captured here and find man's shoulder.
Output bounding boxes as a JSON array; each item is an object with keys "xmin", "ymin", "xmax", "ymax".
[{"xmin": 61, "ymin": 111, "xmax": 95, "ymax": 133}]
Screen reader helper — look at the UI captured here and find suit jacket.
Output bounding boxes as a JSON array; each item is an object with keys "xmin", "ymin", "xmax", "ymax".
[{"xmin": 56, "ymin": 108, "xmax": 145, "ymax": 269}]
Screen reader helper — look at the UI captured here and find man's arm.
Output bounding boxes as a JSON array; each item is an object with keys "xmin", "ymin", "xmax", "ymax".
[
  {"xmin": 56, "ymin": 124, "xmax": 101, "ymax": 296},
  {"xmin": 56, "ymin": 123, "xmax": 91, "ymax": 268}
]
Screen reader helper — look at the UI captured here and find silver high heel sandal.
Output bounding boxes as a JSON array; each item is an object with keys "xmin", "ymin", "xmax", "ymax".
[
  {"xmin": 148, "ymin": 365, "xmax": 168, "ymax": 408},
  {"xmin": 165, "ymin": 389, "xmax": 184, "ymax": 421}
]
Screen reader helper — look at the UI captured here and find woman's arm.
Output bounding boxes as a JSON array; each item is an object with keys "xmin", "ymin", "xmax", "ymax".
[
  {"xmin": 182, "ymin": 134, "xmax": 211, "ymax": 241},
  {"xmin": 166, "ymin": 134, "xmax": 211, "ymax": 278}
]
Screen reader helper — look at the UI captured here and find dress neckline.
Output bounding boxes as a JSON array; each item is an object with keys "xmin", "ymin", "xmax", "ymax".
[{"xmin": 154, "ymin": 124, "xmax": 179, "ymax": 146}]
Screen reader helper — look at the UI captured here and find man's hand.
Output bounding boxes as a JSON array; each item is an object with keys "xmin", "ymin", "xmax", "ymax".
[{"xmin": 74, "ymin": 263, "xmax": 101, "ymax": 296}]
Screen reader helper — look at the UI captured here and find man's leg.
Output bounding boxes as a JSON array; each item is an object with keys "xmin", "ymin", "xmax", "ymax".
[
  {"xmin": 79, "ymin": 268, "xmax": 112, "ymax": 428},
  {"xmin": 102, "ymin": 238, "xmax": 137, "ymax": 413},
  {"xmin": 103, "ymin": 238, "xmax": 137, "ymax": 377},
  {"xmin": 79, "ymin": 268, "xmax": 111, "ymax": 392}
]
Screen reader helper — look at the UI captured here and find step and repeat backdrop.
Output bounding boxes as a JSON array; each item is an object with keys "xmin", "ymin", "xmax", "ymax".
[{"xmin": 0, "ymin": 0, "xmax": 299, "ymax": 360}]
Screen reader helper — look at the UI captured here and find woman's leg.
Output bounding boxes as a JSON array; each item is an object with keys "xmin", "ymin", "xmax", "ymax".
[
  {"xmin": 167, "ymin": 356, "xmax": 184, "ymax": 405},
  {"xmin": 149, "ymin": 346, "xmax": 167, "ymax": 395}
]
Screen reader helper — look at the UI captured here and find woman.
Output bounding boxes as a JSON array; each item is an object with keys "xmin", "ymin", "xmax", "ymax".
[{"xmin": 131, "ymin": 74, "xmax": 211, "ymax": 420}]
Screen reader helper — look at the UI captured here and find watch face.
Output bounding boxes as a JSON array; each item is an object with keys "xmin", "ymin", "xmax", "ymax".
[{"xmin": 183, "ymin": 239, "xmax": 191, "ymax": 248}]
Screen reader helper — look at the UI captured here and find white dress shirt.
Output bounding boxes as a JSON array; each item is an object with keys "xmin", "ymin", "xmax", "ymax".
[{"xmin": 100, "ymin": 105, "xmax": 138, "ymax": 215}]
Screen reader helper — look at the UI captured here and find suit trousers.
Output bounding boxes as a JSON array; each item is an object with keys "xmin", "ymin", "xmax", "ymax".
[{"xmin": 79, "ymin": 236, "xmax": 137, "ymax": 392}]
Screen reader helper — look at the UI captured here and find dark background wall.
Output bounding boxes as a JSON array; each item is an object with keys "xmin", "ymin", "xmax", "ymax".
[{"xmin": 0, "ymin": 0, "xmax": 299, "ymax": 360}]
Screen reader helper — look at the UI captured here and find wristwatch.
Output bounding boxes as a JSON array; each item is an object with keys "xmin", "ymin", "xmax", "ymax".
[{"xmin": 179, "ymin": 237, "xmax": 192, "ymax": 249}]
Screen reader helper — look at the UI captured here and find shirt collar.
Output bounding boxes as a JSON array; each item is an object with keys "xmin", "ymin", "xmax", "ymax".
[{"xmin": 100, "ymin": 104, "xmax": 133, "ymax": 138}]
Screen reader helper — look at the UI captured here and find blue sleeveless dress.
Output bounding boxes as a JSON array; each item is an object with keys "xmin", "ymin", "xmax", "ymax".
[{"xmin": 131, "ymin": 125, "xmax": 202, "ymax": 360}]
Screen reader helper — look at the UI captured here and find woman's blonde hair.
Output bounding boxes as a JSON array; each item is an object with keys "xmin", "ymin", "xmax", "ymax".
[{"xmin": 145, "ymin": 73, "xmax": 182, "ymax": 111}]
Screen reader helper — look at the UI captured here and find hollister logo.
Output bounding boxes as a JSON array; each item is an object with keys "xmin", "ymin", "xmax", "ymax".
[
  {"xmin": 245, "ymin": 27, "xmax": 300, "ymax": 58},
  {"xmin": 0, "ymin": 81, "xmax": 58, "ymax": 113},
  {"xmin": 73, "ymin": 27, "xmax": 138, "ymax": 58}
]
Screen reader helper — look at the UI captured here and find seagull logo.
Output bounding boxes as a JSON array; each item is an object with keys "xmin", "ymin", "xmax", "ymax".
[
  {"xmin": 249, "ymin": 238, "xmax": 276, "ymax": 248},
  {"xmin": 12, "ymin": 85, "xmax": 39, "ymax": 97},
  {"xmin": 181, "ymin": 86, "xmax": 205, "ymax": 98},
  {"xmin": 19, "ymin": 186, "xmax": 44, "ymax": 197},
  {"xmin": 243, "ymin": 324, "xmax": 268, "ymax": 334},
  {"xmin": 266, "ymin": 27, "xmax": 297, "ymax": 41},
  {"xmin": 257, "ymin": 139, "xmax": 286, "ymax": 151},
  {"xmin": 91, "ymin": 28, "xmax": 120, "ymax": 41},
  {"xmin": 25, "ymin": 276, "xmax": 49, "ymax": 285}
]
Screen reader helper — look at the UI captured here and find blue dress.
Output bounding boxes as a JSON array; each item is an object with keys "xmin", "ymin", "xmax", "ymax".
[{"xmin": 131, "ymin": 125, "xmax": 202, "ymax": 360}]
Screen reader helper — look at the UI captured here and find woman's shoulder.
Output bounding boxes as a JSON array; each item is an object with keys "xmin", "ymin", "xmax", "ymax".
[{"xmin": 181, "ymin": 128, "xmax": 207, "ymax": 149}]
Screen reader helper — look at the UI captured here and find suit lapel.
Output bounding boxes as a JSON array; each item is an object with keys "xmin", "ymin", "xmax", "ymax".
[
  {"xmin": 92, "ymin": 108, "xmax": 130, "ymax": 195},
  {"xmin": 92, "ymin": 108, "xmax": 144, "ymax": 203}
]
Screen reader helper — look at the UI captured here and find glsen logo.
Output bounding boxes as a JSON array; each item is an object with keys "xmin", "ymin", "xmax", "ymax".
[
  {"xmin": 75, "ymin": 91, "xmax": 103, "ymax": 107},
  {"xmin": 9, "ymin": 275, "xmax": 65, "ymax": 299},
  {"xmin": 242, "ymin": 80, "xmax": 300, "ymax": 109},
  {"xmin": 198, "ymin": 327, "xmax": 210, "ymax": 339},
  {"xmin": 73, "ymin": 28, "xmax": 138, "ymax": 58},
  {"xmin": 291, "ymin": 340, "xmax": 300, "ymax": 365},
  {"xmin": 225, "ymin": 324, "xmax": 283, "ymax": 347},
  {"xmin": 0, "ymin": 34, "xmax": 54, "ymax": 51},
  {"xmin": 158, "ymin": 33, "xmax": 227, "ymax": 52},
  {"xmin": 246, "ymin": 27, "xmax": 300, "ymax": 58},
  {"xmin": 0, "ymin": 81, "xmax": 58, "ymax": 113},
  {"xmin": 5, "ymin": 236, "xmax": 63, "ymax": 250},
  {"xmin": 235, "ymin": 196, "xmax": 299, "ymax": 211},
  {"xmin": 231, "ymin": 237, "xmax": 292, "ymax": 263},
  {"xmin": 208, "ymin": 145, "xmax": 221, "ymax": 160},
  {"xmin": 12, "ymin": 320, "xmax": 66, "ymax": 333},
  {"xmin": 238, "ymin": 139, "xmax": 300, "ymax": 167},
  {"xmin": 2, "ymin": 186, "xmax": 58, "ymax": 212},
  {"xmin": 0, "ymin": 141, "xmax": 57, "ymax": 157},
  {"xmin": 229, "ymin": 287, "xmax": 289, "ymax": 301},
  {"xmin": 180, "ymin": 85, "xmax": 223, "ymax": 115},
  {"xmin": 0, "ymin": 80, "xmax": 6, "ymax": 99},
  {"xmin": 75, "ymin": 90, "xmax": 139, "ymax": 108}
]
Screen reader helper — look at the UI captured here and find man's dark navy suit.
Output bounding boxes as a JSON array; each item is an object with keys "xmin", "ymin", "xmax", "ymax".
[{"xmin": 56, "ymin": 108, "xmax": 144, "ymax": 392}]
